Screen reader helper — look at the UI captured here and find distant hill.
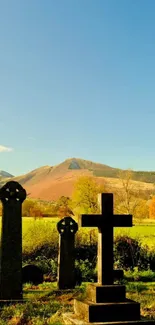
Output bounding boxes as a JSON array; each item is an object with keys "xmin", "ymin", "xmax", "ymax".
[
  {"xmin": 0, "ymin": 170, "xmax": 14, "ymax": 178},
  {"xmin": 0, "ymin": 158, "xmax": 155, "ymax": 200}
]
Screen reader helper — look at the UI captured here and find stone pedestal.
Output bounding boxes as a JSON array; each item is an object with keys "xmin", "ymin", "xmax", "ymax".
[{"xmin": 63, "ymin": 283, "xmax": 154, "ymax": 324}]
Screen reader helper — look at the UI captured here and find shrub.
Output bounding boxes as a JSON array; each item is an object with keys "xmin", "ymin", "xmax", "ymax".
[
  {"xmin": 75, "ymin": 245, "xmax": 97, "ymax": 265},
  {"xmin": 125, "ymin": 268, "xmax": 155, "ymax": 282},
  {"xmin": 75, "ymin": 259, "xmax": 96, "ymax": 282},
  {"xmin": 114, "ymin": 235, "xmax": 149, "ymax": 270},
  {"xmin": 23, "ymin": 221, "xmax": 58, "ymax": 256}
]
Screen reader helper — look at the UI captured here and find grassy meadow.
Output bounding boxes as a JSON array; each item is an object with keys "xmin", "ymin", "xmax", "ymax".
[
  {"xmin": 0, "ymin": 281, "xmax": 154, "ymax": 324},
  {"xmin": 18, "ymin": 217, "xmax": 155, "ymax": 250},
  {"xmin": 0, "ymin": 216, "xmax": 155, "ymax": 251}
]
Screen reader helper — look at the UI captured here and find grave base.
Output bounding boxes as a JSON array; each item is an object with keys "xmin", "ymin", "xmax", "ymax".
[
  {"xmin": 63, "ymin": 313, "xmax": 154, "ymax": 325},
  {"xmin": 74, "ymin": 298, "xmax": 141, "ymax": 323},
  {"xmin": 63, "ymin": 283, "xmax": 154, "ymax": 325},
  {"xmin": 86, "ymin": 284, "xmax": 126, "ymax": 303}
]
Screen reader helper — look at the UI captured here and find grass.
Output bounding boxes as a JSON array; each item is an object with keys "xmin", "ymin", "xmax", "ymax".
[
  {"xmin": 0, "ymin": 217, "xmax": 154, "ymax": 323},
  {"xmin": 0, "ymin": 282, "xmax": 154, "ymax": 324},
  {"xmin": 0, "ymin": 216, "xmax": 155, "ymax": 250}
]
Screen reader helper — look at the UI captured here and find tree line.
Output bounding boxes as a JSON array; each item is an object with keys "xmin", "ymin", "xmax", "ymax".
[{"xmin": 0, "ymin": 170, "xmax": 155, "ymax": 221}]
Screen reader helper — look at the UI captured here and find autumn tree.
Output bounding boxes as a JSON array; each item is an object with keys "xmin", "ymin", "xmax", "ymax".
[
  {"xmin": 55, "ymin": 196, "xmax": 73, "ymax": 218},
  {"xmin": 149, "ymin": 196, "xmax": 155, "ymax": 219},
  {"xmin": 72, "ymin": 175, "xmax": 106, "ymax": 214},
  {"xmin": 134, "ymin": 199, "xmax": 149, "ymax": 222},
  {"xmin": 22, "ymin": 199, "xmax": 43, "ymax": 219}
]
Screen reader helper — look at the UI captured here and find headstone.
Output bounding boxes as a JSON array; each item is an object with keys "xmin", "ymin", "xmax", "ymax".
[
  {"xmin": 63, "ymin": 193, "xmax": 153, "ymax": 324},
  {"xmin": 22, "ymin": 265, "xmax": 44, "ymax": 285},
  {"xmin": 0, "ymin": 181, "xmax": 26, "ymax": 300},
  {"xmin": 79, "ymin": 193, "xmax": 132, "ymax": 285},
  {"xmin": 57, "ymin": 216, "xmax": 78, "ymax": 289}
]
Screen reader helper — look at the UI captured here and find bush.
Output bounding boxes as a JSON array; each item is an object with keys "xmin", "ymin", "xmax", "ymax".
[
  {"xmin": 126, "ymin": 282, "xmax": 147, "ymax": 293},
  {"xmin": 75, "ymin": 259, "xmax": 96, "ymax": 282},
  {"xmin": 23, "ymin": 221, "xmax": 58, "ymax": 255},
  {"xmin": 75, "ymin": 245, "xmax": 97, "ymax": 264},
  {"xmin": 22, "ymin": 219, "xmax": 155, "ymax": 280},
  {"xmin": 147, "ymin": 250, "xmax": 155, "ymax": 271},
  {"xmin": 114, "ymin": 235, "xmax": 149, "ymax": 270},
  {"xmin": 124, "ymin": 268, "xmax": 155, "ymax": 282}
]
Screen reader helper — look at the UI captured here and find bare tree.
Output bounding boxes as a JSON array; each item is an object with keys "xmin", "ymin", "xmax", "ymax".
[{"xmin": 114, "ymin": 169, "xmax": 142, "ymax": 216}]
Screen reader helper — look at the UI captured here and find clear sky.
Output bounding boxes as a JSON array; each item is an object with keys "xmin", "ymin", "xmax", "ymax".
[{"xmin": 0, "ymin": 0, "xmax": 155, "ymax": 176}]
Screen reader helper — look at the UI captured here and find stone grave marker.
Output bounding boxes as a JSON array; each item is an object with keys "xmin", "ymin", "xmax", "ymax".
[
  {"xmin": 80, "ymin": 193, "xmax": 132, "ymax": 285},
  {"xmin": 0, "ymin": 181, "xmax": 26, "ymax": 301},
  {"xmin": 63, "ymin": 193, "xmax": 153, "ymax": 324},
  {"xmin": 22, "ymin": 265, "xmax": 44, "ymax": 285},
  {"xmin": 57, "ymin": 216, "xmax": 78, "ymax": 289}
]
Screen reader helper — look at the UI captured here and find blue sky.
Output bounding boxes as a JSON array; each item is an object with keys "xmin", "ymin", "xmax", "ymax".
[{"xmin": 0, "ymin": 0, "xmax": 155, "ymax": 175}]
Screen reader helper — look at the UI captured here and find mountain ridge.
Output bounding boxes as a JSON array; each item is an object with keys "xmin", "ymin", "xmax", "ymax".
[
  {"xmin": 0, "ymin": 158, "xmax": 155, "ymax": 200},
  {"xmin": 0, "ymin": 170, "xmax": 14, "ymax": 178}
]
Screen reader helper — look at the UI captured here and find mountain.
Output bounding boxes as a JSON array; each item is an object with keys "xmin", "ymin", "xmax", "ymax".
[
  {"xmin": 0, "ymin": 158, "xmax": 155, "ymax": 200},
  {"xmin": 0, "ymin": 170, "xmax": 14, "ymax": 178}
]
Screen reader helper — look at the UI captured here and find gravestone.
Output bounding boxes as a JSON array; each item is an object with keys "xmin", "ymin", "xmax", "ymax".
[
  {"xmin": 63, "ymin": 193, "xmax": 153, "ymax": 324},
  {"xmin": 22, "ymin": 265, "xmax": 44, "ymax": 285},
  {"xmin": 57, "ymin": 216, "xmax": 78, "ymax": 289},
  {"xmin": 0, "ymin": 181, "xmax": 26, "ymax": 301}
]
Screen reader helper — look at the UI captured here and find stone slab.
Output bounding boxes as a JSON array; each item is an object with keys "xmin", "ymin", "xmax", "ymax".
[
  {"xmin": 86, "ymin": 284, "xmax": 126, "ymax": 303},
  {"xmin": 74, "ymin": 299, "xmax": 141, "ymax": 323},
  {"xmin": 63, "ymin": 313, "xmax": 154, "ymax": 325}
]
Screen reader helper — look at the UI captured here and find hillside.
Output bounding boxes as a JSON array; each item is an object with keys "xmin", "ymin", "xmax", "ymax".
[
  {"xmin": 0, "ymin": 171, "xmax": 14, "ymax": 178},
  {"xmin": 0, "ymin": 158, "xmax": 155, "ymax": 200}
]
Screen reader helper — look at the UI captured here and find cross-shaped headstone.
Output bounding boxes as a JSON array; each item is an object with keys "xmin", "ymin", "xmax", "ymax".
[
  {"xmin": 57, "ymin": 216, "xmax": 78, "ymax": 289},
  {"xmin": 0, "ymin": 181, "xmax": 26, "ymax": 300},
  {"xmin": 79, "ymin": 193, "xmax": 132, "ymax": 285}
]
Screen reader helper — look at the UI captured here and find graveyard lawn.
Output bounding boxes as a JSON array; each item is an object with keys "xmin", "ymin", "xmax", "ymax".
[
  {"xmin": 0, "ymin": 282, "xmax": 154, "ymax": 324},
  {"xmin": 0, "ymin": 217, "xmax": 155, "ymax": 249}
]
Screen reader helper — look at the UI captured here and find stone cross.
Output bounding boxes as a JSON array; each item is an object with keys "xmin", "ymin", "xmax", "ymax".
[
  {"xmin": 57, "ymin": 216, "xmax": 78, "ymax": 289},
  {"xmin": 79, "ymin": 193, "xmax": 132, "ymax": 285},
  {"xmin": 0, "ymin": 181, "xmax": 26, "ymax": 300}
]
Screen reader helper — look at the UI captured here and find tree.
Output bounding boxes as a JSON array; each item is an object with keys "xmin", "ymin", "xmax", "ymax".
[
  {"xmin": 72, "ymin": 175, "xmax": 106, "ymax": 214},
  {"xmin": 22, "ymin": 199, "xmax": 43, "ymax": 219},
  {"xmin": 55, "ymin": 196, "xmax": 73, "ymax": 218},
  {"xmin": 134, "ymin": 199, "xmax": 149, "ymax": 222},
  {"xmin": 149, "ymin": 196, "xmax": 155, "ymax": 219},
  {"xmin": 114, "ymin": 169, "xmax": 142, "ymax": 218}
]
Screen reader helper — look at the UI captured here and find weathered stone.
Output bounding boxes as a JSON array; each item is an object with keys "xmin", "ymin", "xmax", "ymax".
[
  {"xmin": 0, "ymin": 181, "xmax": 26, "ymax": 300},
  {"xmin": 63, "ymin": 313, "xmax": 154, "ymax": 325},
  {"xmin": 57, "ymin": 216, "xmax": 78, "ymax": 289},
  {"xmin": 64, "ymin": 193, "xmax": 154, "ymax": 325},
  {"xmin": 93, "ymin": 269, "xmax": 124, "ymax": 282},
  {"xmin": 74, "ymin": 299, "xmax": 140, "ymax": 323},
  {"xmin": 114, "ymin": 269, "xmax": 124, "ymax": 280},
  {"xmin": 86, "ymin": 283, "xmax": 126, "ymax": 303},
  {"xmin": 79, "ymin": 193, "xmax": 132, "ymax": 285},
  {"xmin": 22, "ymin": 264, "xmax": 44, "ymax": 285}
]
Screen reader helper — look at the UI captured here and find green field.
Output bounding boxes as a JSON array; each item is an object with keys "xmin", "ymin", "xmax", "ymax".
[
  {"xmin": 0, "ymin": 216, "xmax": 155, "ymax": 250},
  {"xmin": 21, "ymin": 218, "xmax": 155, "ymax": 250}
]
